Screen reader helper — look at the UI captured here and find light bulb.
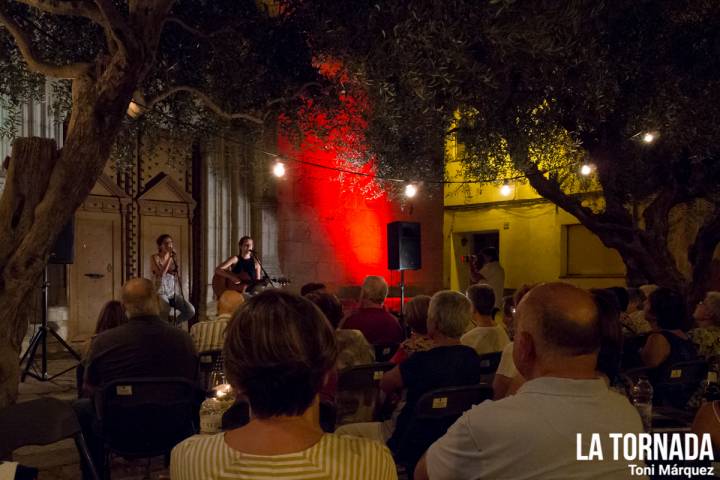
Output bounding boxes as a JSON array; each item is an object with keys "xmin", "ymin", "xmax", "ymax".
[
  {"xmin": 500, "ymin": 182, "xmax": 512, "ymax": 197},
  {"xmin": 642, "ymin": 132, "xmax": 655, "ymax": 144},
  {"xmin": 580, "ymin": 164, "xmax": 592, "ymax": 176},
  {"xmin": 405, "ymin": 183, "xmax": 418, "ymax": 198},
  {"xmin": 272, "ymin": 161, "xmax": 286, "ymax": 178}
]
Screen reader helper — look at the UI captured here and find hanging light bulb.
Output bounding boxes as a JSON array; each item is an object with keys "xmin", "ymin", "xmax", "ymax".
[
  {"xmin": 642, "ymin": 132, "xmax": 656, "ymax": 144},
  {"xmin": 580, "ymin": 164, "xmax": 592, "ymax": 176},
  {"xmin": 500, "ymin": 181, "xmax": 512, "ymax": 197},
  {"xmin": 272, "ymin": 161, "xmax": 286, "ymax": 178},
  {"xmin": 404, "ymin": 183, "xmax": 418, "ymax": 198}
]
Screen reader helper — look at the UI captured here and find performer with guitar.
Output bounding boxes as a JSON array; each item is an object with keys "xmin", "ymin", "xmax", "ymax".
[
  {"xmin": 214, "ymin": 236, "xmax": 263, "ymax": 296},
  {"xmin": 151, "ymin": 234, "xmax": 195, "ymax": 327}
]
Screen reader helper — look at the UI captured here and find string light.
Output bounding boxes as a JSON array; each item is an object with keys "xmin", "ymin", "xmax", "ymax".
[
  {"xmin": 500, "ymin": 181, "xmax": 512, "ymax": 197},
  {"xmin": 272, "ymin": 161, "xmax": 286, "ymax": 178},
  {"xmin": 404, "ymin": 183, "xmax": 418, "ymax": 198},
  {"xmin": 580, "ymin": 164, "xmax": 592, "ymax": 176}
]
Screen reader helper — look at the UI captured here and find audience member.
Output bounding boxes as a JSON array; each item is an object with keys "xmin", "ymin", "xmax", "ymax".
[
  {"xmin": 689, "ymin": 291, "xmax": 720, "ymax": 357},
  {"xmin": 641, "ymin": 287, "xmax": 697, "ymax": 381},
  {"xmin": 171, "ymin": 290, "xmax": 397, "ymax": 479},
  {"xmin": 469, "ymin": 247, "xmax": 505, "ymax": 310},
  {"xmin": 341, "ymin": 276, "xmax": 404, "ymax": 344},
  {"xmin": 74, "ymin": 278, "xmax": 198, "ymax": 479},
  {"xmin": 502, "ymin": 295, "xmax": 515, "ymax": 339},
  {"xmin": 491, "ymin": 284, "xmax": 533, "ymax": 400},
  {"xmin": 692, "ymin": 401, "xmax": 720, "ymax": 452},
  {"xmin": 300, "ymin": 282, "xmax": 327, "ymax": 296},
  {"xmin": 416, "ymin": 282, "xmax": 645, "ymax": 480},
  {"xmin": 336, "ymin": 291, "xmax": 482, "ymax": 453},
  {"xmin": 390, "ymin": 295, "xmax": 433, "ymax": 364},
  {"xmin": 81, "ymin": 300, "xmax": 127, "ymax": 357},
  {"xmin": 592, "ymin": 289, "xmax": 623, "ymax": 386},
  {"xmin": 621, "ymin": 287, "xmax": 651, "ymax": 335},
  {"xmin": 461, "ymin": 284, "xmax": 510, "ymax": 355},
  {"xmin": 307, "ymin": 291, "xmax": 374, "ymax": 370},
  {"xmin": 190, "ymin": 290, "xmax": 244, "ymax": 352}
]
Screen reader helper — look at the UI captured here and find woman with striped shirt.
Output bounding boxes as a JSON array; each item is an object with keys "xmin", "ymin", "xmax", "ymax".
[{"xmin": 171, "ymin": 290, "xmax": 397, "ymax": 480}]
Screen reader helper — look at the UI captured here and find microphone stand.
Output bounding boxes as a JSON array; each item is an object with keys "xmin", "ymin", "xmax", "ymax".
[
  {"xmin": 251, "ymin": 250, "xmax": 276, "ymax": 288},
  {"xmin": 172, "ymin": 252, "xmax": 191, "ymax": 330}
]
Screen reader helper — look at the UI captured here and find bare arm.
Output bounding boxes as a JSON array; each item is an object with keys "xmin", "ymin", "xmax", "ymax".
[
  {"xmin": 379, "ymin": 364, "xmax": 404, "ymax": 394},
  {"xmin": 255, "ymin": 259, "xmax": 262, "ymax": 279},
  {"xmin": 215, "ymin": 256, "xmax": 240, "ymax": 282},
  {"xmin": 414, "ymin": 454, "xmax": 430, "ymax": 480},
  {"xmin": 151, "ymin": 254, "xmax": 173, "ymax": 278},
  {"xmin": 641, "ymin": 333, "xmax": 671, "ymax": 368}
]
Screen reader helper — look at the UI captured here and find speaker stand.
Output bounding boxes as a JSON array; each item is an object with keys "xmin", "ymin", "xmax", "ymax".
[
  {"xmin": 19, "ymin": 267, "xmax": 81, "ymax": 382},
  {"xmin": 399, "ymin": 270, "xmax": 406, "ymax": 323}
]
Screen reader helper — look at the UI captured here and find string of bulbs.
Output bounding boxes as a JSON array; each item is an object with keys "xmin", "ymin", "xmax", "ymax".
[{"xmin": 127, "ymin": 98, "xmax": 658, "ymax": 199}]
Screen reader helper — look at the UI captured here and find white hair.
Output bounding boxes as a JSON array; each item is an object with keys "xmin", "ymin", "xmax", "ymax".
[
  {"xmin": 428, "ymin": 290, "xmax": 472, "ymax": 338},
  {"xmin": 361, "ymin": 276, "xmax": 389, "ymax": 305}
]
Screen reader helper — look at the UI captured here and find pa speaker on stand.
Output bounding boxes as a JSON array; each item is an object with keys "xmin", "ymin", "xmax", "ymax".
[
  {"xmin": 20, "ymin": 219, "xmax": 81, "ymax": 382},
  {"xmin": 387, "ymin": 222, "xmax": 421, "ymax": 322}
]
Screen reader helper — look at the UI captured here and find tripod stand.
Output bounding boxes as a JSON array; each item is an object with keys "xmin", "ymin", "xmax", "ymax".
[{"xmin": 19, "ymin": 267, "xmax": 81, "ymax": 382}]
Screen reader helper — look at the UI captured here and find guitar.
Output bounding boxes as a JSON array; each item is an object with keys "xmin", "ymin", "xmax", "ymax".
[{"xmin": 212, "ymin": 271, "xmax": 290, "ymax": 298}]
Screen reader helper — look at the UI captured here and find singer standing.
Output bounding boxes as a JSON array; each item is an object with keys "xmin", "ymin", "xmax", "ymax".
[
  {"xmin": 215, "ymin": 236, "xmax": 262, "ymax": 285},
  {"xmin": 151, "ymin": 234, "xmax": 195, "ymax": 327}
]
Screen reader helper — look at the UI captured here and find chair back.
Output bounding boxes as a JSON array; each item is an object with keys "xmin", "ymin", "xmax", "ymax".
[
  {"xmin": 95, "ymin": 377, "xmax": 201, "ymax": 458},
  {"xmin": 476, "ymin": 351, "xmax": 503, "ymax": 375},
  {"xmin": 655, "ymin": 359, "xmax": 708, "ymax": 407},
  {"xmin": 335, "ymin": 362, "xmax": 394, "ymax": 425},
  {"xmin": 197, "ymin": 349, "xmax": 224, "ymax": 392},
  {"xmin": 373, "ymin": 343, "xmax": 400, "ymax": 362},
  {"xmin": 396, "ymin": 384, "xmax": 493, "ymax": 470},
  {"xmin": 621, "ymin": 334, "xmax": 649, "ymax": 370}
]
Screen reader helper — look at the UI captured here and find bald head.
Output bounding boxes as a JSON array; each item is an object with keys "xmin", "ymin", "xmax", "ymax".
[
  {"xmin": 516, "ymin": 283, "xmax": 600, "ymax": 356},
  {"xmin": 121, "ymin": 278, "xmax": 160, "ymax": 318},
  {"xmin": 218, "ymin": 290, "xmax": 245, "ymax": 316}
]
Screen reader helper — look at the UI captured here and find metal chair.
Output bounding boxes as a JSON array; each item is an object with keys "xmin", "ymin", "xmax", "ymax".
[
  {"xmin": 0, "ymin": 397, "xmax": 100, "ymax": 480},
  {"xmin": 95, "ymin": 377, "xmax": 202, "ymax": 478},
  {"xmin": 655, "ymin": 359, "xmax": 708, "ymax": 408},
  {"xmin": 477, "ymin": 351, "xmax": 503, "ymax": 375},
  {"xmin": 373, "ymin": 343, "xmax": 400, "ymax": 362},
  {"xmin": 335, "ymin": 362, "xmax": 394, "ymax": 425},
  {"xmin": 395, "ymin": 384, "xmax": 493, "ymax": 479},
  {"xmin": 197, "ymin": 349, "xmax": 224, "ymax": 393}
]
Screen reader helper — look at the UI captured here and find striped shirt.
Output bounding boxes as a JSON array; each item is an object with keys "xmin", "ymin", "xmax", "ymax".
[
  {"xmin": 170, "ymin": 432, "xmax": 397, "ymax": 480},
  {"xmin": 191, "ymin": 314, "xmax": 231, "ymax": 352}
]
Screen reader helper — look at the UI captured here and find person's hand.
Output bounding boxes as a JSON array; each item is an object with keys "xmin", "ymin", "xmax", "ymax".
[{"xmin": 234, "ymin": 279, "xmax": 242, "ymax": 285}]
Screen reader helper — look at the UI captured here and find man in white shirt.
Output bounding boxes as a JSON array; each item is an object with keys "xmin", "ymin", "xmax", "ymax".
[
  {"xmin": 190, "ymin": 290, "xmax": 244, "ymax": 352},
  {"xmin": 416, "ymin": 282, "xmax": 646, "ymax": 480},
  {"xmin": 461, "ymin": 284, "xmax": 510, "ymax": 355},
  {"xmin": 470, "ymin": 247, "xmax": 505, "ymax": 310}
]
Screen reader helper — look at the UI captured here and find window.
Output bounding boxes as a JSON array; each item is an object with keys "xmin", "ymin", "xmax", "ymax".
[{"xmin": 563, "ymin": 224, "xmax": 625, "ymax": 277}]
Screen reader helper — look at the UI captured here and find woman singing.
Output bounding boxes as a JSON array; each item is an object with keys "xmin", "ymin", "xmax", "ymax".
[
  {"xmin": 151, "ymin": 234, "xmax": 195, "ymax": 327},
  {"xmin": 215, "ymin": 236, "xmax": 263, "ymax": 292}
]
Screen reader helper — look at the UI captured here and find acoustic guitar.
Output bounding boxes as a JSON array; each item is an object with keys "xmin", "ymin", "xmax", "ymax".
[{"xmin": 212, "ymin": 271, "xmax": 290, "ymax": 298}]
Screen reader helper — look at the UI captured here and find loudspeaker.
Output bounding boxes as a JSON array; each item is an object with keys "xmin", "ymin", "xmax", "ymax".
[
  {"xmin": 49, "ymin": 220, "xmax": 74, "ymax": 264},
  {"xmin": 387, "ymin": 221, "xmax": 421, "ymax": 271}
]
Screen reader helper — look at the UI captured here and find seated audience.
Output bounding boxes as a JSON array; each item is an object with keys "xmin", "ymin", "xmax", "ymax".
[
  {"xmin": 621, "ymin": 287, "xmax": 651, "ymax": 335},
  {"xmin": 390, "ymin": 295, "xmax": 432, "ymax": 364},
  {"xmin": 416, "ymin": 282, "xmax": 645, "ymax": 480},
  {"xmin": 341, "ymin": 275, "xmax": 404, "ymax": 344},
  {"xmin": 81, "ymin": 300, "xmax": 127, "ymax": 358},
  {"xmin": 641, "ymin": 287, "xmax": 697, "ymax": 381},
  {"xmin": 461, "ymin": 284, "xmax": 510, "ymax": 355},
  {"xmin": 689, "ymin": 291, "xmax": 720, "ymax": 357},
  {"xmin": 501, "ymin": 295, "xmax": 515, "ymax": 339},
  {"xmin": 74, "ymin": 278, "xmax": 198, "ymax": 479},
  {"xmin": 171, "ymin": 290, "xmax": 397, "ymax": 479},
  {"xmin": 592, "ymin": 289, "xmax": 623, "ymax": 386},
  {"xmin": 307, "ymin": 291, "xmax": 374, "ymax": 370},
  {"xmin": 336, "ymin": 291, "xmax": 482, "ymax": 452},
  {"xmin": 190, "ymin": 290, "xmax": 244, "ymax": 352},
  {"xmin": 300, "ymin": 282, "xmax": 327, "ymax": 296}
]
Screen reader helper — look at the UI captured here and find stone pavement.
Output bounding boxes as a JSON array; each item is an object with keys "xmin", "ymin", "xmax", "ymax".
[{"xmin": 13, "ymin": 343, "xmax": 170, "ymax": 480}]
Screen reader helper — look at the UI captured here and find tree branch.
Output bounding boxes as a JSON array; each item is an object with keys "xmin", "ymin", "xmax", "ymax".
[
  {"xmin": 13, "ymin": 0, "xmax": 103, "ymax": 23},
  {"xmin": 144, "ymin": 86, "xmax": 264, "ymax": 124},
  {"xmin": 162, "ymin": 16, "xmax": 233, "ymax": 39},
  {"xmin": 94, "ymin": 0, "xmax": 134, "ymax": 55},
  {"xmin": 0, "ymin": 5, "xmax": 90, "ymax": 78}
]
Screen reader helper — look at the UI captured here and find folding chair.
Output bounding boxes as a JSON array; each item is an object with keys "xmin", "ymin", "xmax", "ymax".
[
  {"xmin": 373, "ymin": 343, "xmax": 400, "ymax": 362},
  {"xmin": 335, "ymin": 362, "xmax": 394, "ymax": 425},
  {"xmin": 197, "ymin": 349, "xmax": 224, "ymax": 393},
  {"xmin": 0, "ymin": 397, "xmax": 100, "ymax": 480}
]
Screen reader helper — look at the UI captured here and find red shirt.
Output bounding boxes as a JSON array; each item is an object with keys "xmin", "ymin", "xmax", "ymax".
[{"xmin": 341, "ymin": 307, "xmax": 404, "ymax": 345}]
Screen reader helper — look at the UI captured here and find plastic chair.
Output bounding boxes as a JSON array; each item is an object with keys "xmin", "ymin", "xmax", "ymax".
[
  {"xmin": 197, "ymin": 349, "xmax": 224, "ymax": 393},
  {"xmin": 476, "ymin": 351, "xmax": 503, "ymax": 375},
  {"xmin": 396, "ymin": 384, "xmax": 493, "ymax": 478},
  {"xmin": 373, "ymin": 343, "xmax": 400, "ymax": 362},
  {"xmin": 655, "ymin": 359, "xmax": 708, "ymax": 408},
  {"xmin": 0, "ymin": 397, "xmax": 100, "ymax": 480},
  {"xmin": 335, "ymin": 362, "xmax": 394, "ymax": 425},
  {"xmin": 95, "ymin": 377, "xmax": 202, "ymax": 478}
]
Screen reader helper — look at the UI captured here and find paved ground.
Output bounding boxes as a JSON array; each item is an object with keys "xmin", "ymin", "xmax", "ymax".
[{"xmin": 13, "ymin": 337, "xmax": 170, "ymax": 480}]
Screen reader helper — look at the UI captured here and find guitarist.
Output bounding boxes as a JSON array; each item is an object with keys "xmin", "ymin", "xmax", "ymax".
[{"xmin": 215, "ymin": 236, "xmax": 262, "ymax": 294}]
